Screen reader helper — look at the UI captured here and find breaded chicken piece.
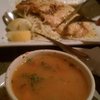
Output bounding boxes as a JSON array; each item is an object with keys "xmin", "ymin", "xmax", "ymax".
[{"xmin": 16, "ymin": 0, "xmax": 75, "ymax": 27}]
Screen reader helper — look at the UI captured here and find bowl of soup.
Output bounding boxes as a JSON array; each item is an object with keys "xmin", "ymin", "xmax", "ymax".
[{"xmin": 5, "ymin": 49, "xmax": 95, "ymax": 100}]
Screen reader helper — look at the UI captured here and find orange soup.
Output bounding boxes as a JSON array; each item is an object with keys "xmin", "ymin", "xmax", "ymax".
[{"xmin": 11, "ymin": 52, "xmax": 89, "ymax": 100}]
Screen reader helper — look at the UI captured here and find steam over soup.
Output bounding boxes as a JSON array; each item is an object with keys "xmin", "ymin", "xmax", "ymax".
[{"xmin": 11, "ymin": 52, "xmax": 89, "ymax": 100}]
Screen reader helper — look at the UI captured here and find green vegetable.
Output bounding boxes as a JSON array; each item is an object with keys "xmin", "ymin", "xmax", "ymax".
[{"xmin": 22, "ymin": 73, "xmax": 44, "ymax": 89}]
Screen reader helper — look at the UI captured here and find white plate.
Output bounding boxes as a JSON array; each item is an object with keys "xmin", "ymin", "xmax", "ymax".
[{"xmin": 0, "ymin": 0, "xmax": 100, "ymax": 47}]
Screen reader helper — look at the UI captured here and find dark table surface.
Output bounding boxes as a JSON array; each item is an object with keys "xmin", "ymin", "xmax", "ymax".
[{"xmin": 0, "ymin": 45, "xmax": 100, "ymax": 96}]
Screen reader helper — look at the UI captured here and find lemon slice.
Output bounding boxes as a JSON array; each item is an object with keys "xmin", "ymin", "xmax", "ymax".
[
  {"xmin": 7, "ymin": 18, "xmax": 32, "ymax": 31},
  {"xmin": 7, "ymin": 30, "xmax": 31, "ymax": 42}
]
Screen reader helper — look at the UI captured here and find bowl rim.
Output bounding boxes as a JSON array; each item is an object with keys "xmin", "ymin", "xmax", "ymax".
[{"xmin": 5, "ymin": 49, "xmax": 95, "ymax": 100}]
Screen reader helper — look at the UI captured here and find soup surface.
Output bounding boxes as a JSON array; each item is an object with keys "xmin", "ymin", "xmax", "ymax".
[{"xmin": 11, "ymin": 52, "xmax": 89, "ymax": 100}]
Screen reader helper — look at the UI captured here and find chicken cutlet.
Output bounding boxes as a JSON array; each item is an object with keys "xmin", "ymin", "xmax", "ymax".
[
  {"xmin": 16, "ymin": 0, "xmax": 75, "ymax": 27},
  {"xmin": 16, "ymin": 0, "xmax": 96, "ymax": 38}
]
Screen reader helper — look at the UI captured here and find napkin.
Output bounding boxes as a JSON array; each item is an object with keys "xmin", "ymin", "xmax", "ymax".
[{"xmin": 77, "ymin": 47, "xmax": 100, "ymax": 76}]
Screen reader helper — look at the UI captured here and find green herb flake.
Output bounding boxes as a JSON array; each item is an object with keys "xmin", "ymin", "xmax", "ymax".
[
  {"xmin": 21, "ymin": 73, "xmax": 44, "ymax": 89},
  {"xmin": 26, "ymin": 58, "xmax": 33, "ymax": 63}
]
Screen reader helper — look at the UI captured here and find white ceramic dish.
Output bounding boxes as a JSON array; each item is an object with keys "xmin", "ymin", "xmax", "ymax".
[
  {"xmin": 0, "ymin": 49, "xmax": 96, "ymax": 99},
  {"xmin": 0, "ymin": 0, "xmax": 100, "ymax": 47},
  {"xmin": 0, "ymin": 49, "xmax": 99, "ymax": 99}
]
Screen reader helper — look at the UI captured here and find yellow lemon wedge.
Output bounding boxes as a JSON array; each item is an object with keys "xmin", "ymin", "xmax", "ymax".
[
  {"xmin": 7, "ymin": 30, "xmax": 31, "ymax": 42},
  {"xmin": 7, "ymin": 18, "xmax": 32, "ymax": 31}
]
